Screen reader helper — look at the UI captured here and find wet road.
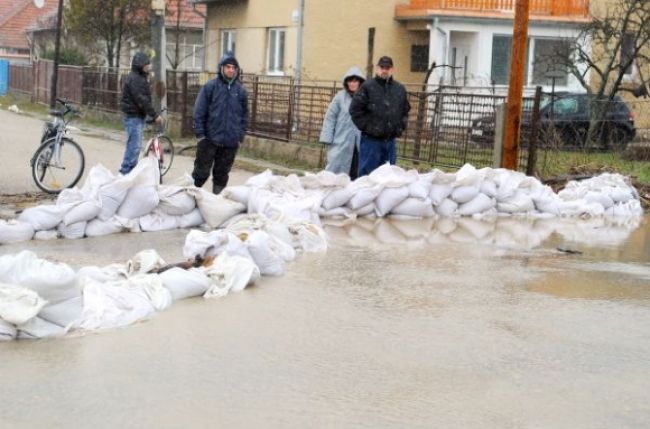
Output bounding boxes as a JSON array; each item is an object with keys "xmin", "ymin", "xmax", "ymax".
[{"xmin": 1, "ymin": 216, "xmax": 649, "ymax": 428}]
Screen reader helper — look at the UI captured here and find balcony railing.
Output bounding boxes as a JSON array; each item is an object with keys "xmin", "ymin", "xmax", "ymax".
[{"xmin": 397, "ymin": 0, "xmax": 590, "ymax": 19}]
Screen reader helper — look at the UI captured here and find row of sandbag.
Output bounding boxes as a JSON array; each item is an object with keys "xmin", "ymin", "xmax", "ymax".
[
  {"xmin": 221, "ymin": 163, "xmax": 643, "ymax": 221},
  {"xmin": 322, "ymin": 215, "xmax": 641, "ymax": 251},
  {"xmin": 0, "ymin": 157, "xmax": 247, "ymax": 244},
  {"xmin": 0, "ymin": 213, "xmax": 328, "ymax": 341}
]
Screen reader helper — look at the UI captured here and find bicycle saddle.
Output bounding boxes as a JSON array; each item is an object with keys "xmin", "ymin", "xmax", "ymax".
[{"xmin": 49, "ymin": 109, "xmax": 65, "ymax": 117}]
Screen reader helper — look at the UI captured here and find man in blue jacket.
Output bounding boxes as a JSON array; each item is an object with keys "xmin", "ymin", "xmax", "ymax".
[{"xmin": 192, "ymin": 51, "xmax": 248, "ymax": 194}]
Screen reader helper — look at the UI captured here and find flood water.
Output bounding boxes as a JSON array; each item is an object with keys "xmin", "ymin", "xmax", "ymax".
[{"xmin": 1, "ymin": 216, "xmax": 649, "ymax": 428}]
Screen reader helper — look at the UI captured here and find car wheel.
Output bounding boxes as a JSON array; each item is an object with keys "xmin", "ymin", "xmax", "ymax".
[{"xmin": 607, "ymin": 126, "xmax": 629, "ymax": 151}]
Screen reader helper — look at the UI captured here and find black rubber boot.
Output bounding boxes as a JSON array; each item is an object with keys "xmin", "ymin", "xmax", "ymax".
[{"xmin": 212, "ymin": 184, "xmax": 225, "ymax": 195}]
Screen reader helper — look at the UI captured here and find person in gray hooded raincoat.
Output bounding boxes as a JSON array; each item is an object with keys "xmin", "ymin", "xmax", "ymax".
[{"xmin": 319, "ymin": 66, "xmax": 365, "ymax": 179}]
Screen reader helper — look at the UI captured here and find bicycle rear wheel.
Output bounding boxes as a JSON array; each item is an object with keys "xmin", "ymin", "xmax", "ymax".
[
  {"xmin": 31, "ymin": 138, "xmax": 85, "ymax": 194},
  {"xmin": 158, "ymin": 135, "xmax": 174, "ymax": 177}
]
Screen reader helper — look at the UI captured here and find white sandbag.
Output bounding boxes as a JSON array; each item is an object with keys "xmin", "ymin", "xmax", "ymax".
[
  {"xmin": 355, "ymin": 202, "xmax": 376, "ymax": 217},
  {"xmin": 0, "ymin": 318, "xmax": 16, "ymax": 341},
  {"xmin": 85, "ymin": 217, "xmax": 125, "ymax": 237},
  {"xmin": 322, "ymin": 187, "xmax": 354, "ymax": 210},
  {"xmin": 408, "ymin": 179, "xmax": 431, "ymax": 199},
  {"xmin": 245, "ymin": 231, "xmax": 285, "ymax": 276},
  {"xmin": 368, "ymin": 163, "xmax": 419, "ymax": 187},
  {"xmin": 319, "ymin": 206, "xmax": 355, "ymax": 219},
  {"xmin": 347, "ymin": 184, "xmax": 383, "ymax": 210},
  {"xmin": 77, "ymin": 163, "xmax": 116, "ymax": 198},
  {"xmin": 178, "ymin": 208, "xmax": 204, "ymax": 228},
  {"xmin": 497, "ymin": 193, "xmax": 535, "ymax": 214},
  {"xmin": 126, "ymin": 249, "xmax": 166, "ymax": 275},
  {"xmin": 374, "ymin": 186, "xmax": 410, "ymax": 217},
  {"xmin": 139, "ymin": 210, "xmax": 179, "ymax": 232},
  {"xmin": 451, "ymin": 185, "xmax": 480, "ymax": 204},
  {"xmin": 221, "ymin": 186, "xmax": 251, "ymax": 206},
  {"xmin": 557, "ymin": 200, "xmax": 605, "ymax": 218},
  {"xmin": 429, "ymin": 183, "xmax": 453, "ymax": 206},
  {"xmin": 158, "ymin": 267, "xmax": 211, "ymax": 300},
  {"xmin": 604, "ymin": 199, "xmax": 643, "ymax": 217},
  {"xmin": 457, "ymin": 193, "xmax": 496, "ymax": 216},
  {"xmin": 436, "ymin": 198, "xmax": 458, "ymax": 217},
  {"xmin": 57, "ymin": 221, "xmax": 86, "ymax": 239},
  {"xmin": 117, "ymin": 185, "xmax": 160, "ymax": 219},
  {"xmin": 0, "ymin": 219, "xmax": 34, "ymax": 244},
  {"xmin": 63, "ymin": 200, "xmax": 101, "ymax": 225},
  {"xmin": 289, "ymin": 222, "xmax": 328, "ymax": 253},
  {"xmin": 203, "ymin": 253, "xmax": 260, "ymax": 298},
  {"xmin": 0, "ymin": 251, "xmax": 78, "ymax": 303},
  {"xmin": 158, "ymin": 188, "xmax": 196, "ymax": 216},
  {"xmin": 33, "ymin": 229, "xmax": 59, "ymax": 240},
  {"xmin": 480, "ymin": 180, "xmax": 498, "ymax": 198},
  {"xmin": 610, "ymin": 187, "xmax": 634, "ymax": 203},
  {"xmin": 77, "ymin": 264, "xmax": 126, "ymax": 284},
  {"xmin": 245, "ymin": 169, "xmax": 274, "ymax": 188},
  {"xmin": 38, "ymin": 296, "xmax": 83, "ymax": 328},
  {"xmin": 390, "ymin": 197, "xmax": 435, "ymax": 218},
  {"xmin": 300, "ymin": 170, "xmax": 350, "ymax": 189},
  {"xmin": 183, "ymin": 230, "xmax": 252, "ymax": 260},
  {"xmin": 0, "ymin": 283, "xmax": 47, "ymax": 325},
  {"xmin": 584, "ymin": 191, "xmax": 615, "ymax": 209},
  {"xmin": 188, "ymin": 188, "xmax": 246, "ymax": 228},
  {"xmin": 18, "ymin": 204, "xmax": 67, "ymax": 231},
  {"xmin": 454, "ymin": 163, "xmax": 484, "ymax": 187},
  {"xmin": 17, "ymin": 316, "xmax": 68, "ymax": 339},
  {"xmin": 534, "ymin": 196, "xmax": 562, "ymax": 215},
  {"xmin": 97, "ymin": 180, "xmax": 130, "ymax": 220}
]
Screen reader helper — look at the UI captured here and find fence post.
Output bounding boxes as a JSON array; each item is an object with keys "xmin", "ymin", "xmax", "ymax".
[
  {"xmin": 251, "ymin": 75, "xmax": 259, "ymax": 134},
  {"xmin": 494, "ymin": 102, "xmax": 507, "ymax": 168},
  {"xmin": 181, "ymin": 71, "xmax": 189, "ymax": 136},
  {"xmin": 287, "ymin": 78, "xmax": 294, "ymax": 140},
  {"xmin": 526, "ymin": 86, "xmax": 543, "ymax": 176}
]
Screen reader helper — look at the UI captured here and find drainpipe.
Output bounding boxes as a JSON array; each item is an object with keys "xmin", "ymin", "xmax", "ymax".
[{"xmin": 190, "ymin": 1, "xmax": 208, "ymax": 71}]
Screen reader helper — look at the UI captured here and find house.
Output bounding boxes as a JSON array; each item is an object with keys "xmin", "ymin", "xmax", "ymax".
[
  {"xmin": 195, "ymin": 0, "xmax": 591, "ymax": 90},
  {"xmin": 0, "ymin": 0, "xmax": 58, "ymax": 63},
  {"xmin": 24, "ymin": 0, "xmax": 206, "ymax": 70}
]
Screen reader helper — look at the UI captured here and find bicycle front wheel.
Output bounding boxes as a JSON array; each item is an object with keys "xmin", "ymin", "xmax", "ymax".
[
  {"xmin": 158, "ymin": 135, "xmax": 174, "ymax": 177},
  {"xmin": 31, "ymin": 138, "xmax": 85, "ymax": 194}
]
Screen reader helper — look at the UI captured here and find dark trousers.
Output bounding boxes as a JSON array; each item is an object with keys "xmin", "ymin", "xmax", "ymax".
[
  {"xmin": 358, "ymin": 134, "xmax": 397, "ymax": 177},
  {"xmin": 192, "ymin": 139, "xmax": 238, "ymax": 188}
]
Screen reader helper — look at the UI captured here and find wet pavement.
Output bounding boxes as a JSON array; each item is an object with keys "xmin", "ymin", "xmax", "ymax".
[{"xmin": 1, "ymin": 216, "xmax": 649, "ymax": 428}]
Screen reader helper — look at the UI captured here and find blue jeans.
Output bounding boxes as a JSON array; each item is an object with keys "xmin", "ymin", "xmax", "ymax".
[
  {"xmin": 358, "ymin": 134, "xmax": 397, "ymax": 177},
  {"xmin": 120, "ymin": 116, "xmax": 145, "ymax": 175}
]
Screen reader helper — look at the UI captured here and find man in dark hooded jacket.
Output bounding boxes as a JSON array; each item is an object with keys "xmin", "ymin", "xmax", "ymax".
[
  {"xmin": 349, "ymin": 56, "xmax": 410, "ymax": 176},
  {"xmin": 119, "ymin": 52, "xmax": 163, "ymax": 175},
  {"xmin": 192, "ymin": 51, "xmax": 248, "ymax": 194}
]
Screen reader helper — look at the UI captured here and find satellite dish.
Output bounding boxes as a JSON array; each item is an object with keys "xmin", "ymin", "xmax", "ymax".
[{"xmin": 33, "ymin": 0, "xmax": 45, "ymax": 9}]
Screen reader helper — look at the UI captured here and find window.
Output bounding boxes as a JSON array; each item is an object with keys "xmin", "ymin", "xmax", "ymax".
[
  {"xmin": 491, "ymin": 36, "xmax": 530, "ymax": 85},
  {"xmin": 621, "ymin": 32, "xmax": 635, "ymax": 76},
  {"xmin": 553, "ymin": 97, "xmax": 579, "ymax": 114},
  {"xmin": 532, "ymin": 38, "xmax": 570, "ymax": 86},
  {"xmin": 267, "ymin": 28, "xmax": 285, "ymax": 75},
  {"xmin": 221, "ymin": 29, "xmax": 236, "ymax": 56},
  {"xmin": 165, "ymin": 32, "xmax": 204, "ymax": 70},
  {"xmin": 411, "ymin": 45, "xmax": 429, "ymax": 72}
]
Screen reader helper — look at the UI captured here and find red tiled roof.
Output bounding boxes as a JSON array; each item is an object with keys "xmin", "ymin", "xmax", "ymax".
[
  {"xmin": 167, "ymin": 0, "xmax": 206, "ymax": 29},
  {"xmin": 0, "ymin": 0, "xmax": 58, "ymax": 50}
]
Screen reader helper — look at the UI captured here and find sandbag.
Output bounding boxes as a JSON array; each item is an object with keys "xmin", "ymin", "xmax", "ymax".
[
  {"xmin": 85, "ymin": 217, "xmax": 126, "ymax": 237},
  {"xmin": 158, "ymin": 267, "xmax": 211, "ymax": 300},
  {"xmin": 203, "ymin": 253, "xmax": 260, "ymax": 297},
  {"xmin": 457, "ymin": 193, "xmax": 495, "ymax": 216},
  {"xmin": 0, "ymin": 283, "xmax": 47, "ymax": 325},
  {"xmin": 408, "ymin": 179, "xmax": 431, "ymax": 200},
  {"xmin": 126, "ymin": 249, "xmax": 166, "ymax": 275},
  {"xmin": 33, "ymin": 229, "xmax": 59, "ymax": 240},
  {"xmin": 139, "ymin": 210, "xmax": 179, "ymax": 232},
  {"xmin": 18, "ymin": 204, "xmax": 67, "ymax": 231},
  {"xmin": 57, "ymin": 221, "xmax": 87, "ymax": 239},
  {"xmin": 97, "ymin": 180, "xmax": 130, "ymax": 220},
  {"xmin": 390, "ymin": 197, "xmax": 435, "ymax": 218},
  {"xmin": 0, "ymin": 318, "xmax": 16, "ymax": 341},
  {"xmin": 451, "ymin": 185, "xmax": 480, "ymax": 204},
  {"xmin": 322, "ymin": 187, "xmax": 354, "ymax": 210},
  {"xmin": 375, "ymin": 186, "xmax": 410, "ymax": 217},
  {"xmin": 178, "ymin": 208, "xmax": 204, "ymax": 228},
  {"xmin": 117, "ymin": 185, "xmax": 160, "ymax": 219},
  {"xmin": 347, "ymin": 184, "xmax": 383, "ymax": 210},
  {"xmin": 63, "ymin": 201, "xmax": 101, "ymax": 225},
  {"xmin": 245, "ymin": 231, "xmax": 285, "ymax": 276},
  {"xmin": 158, "ymin": 188, "xmax": 196, "ymax": 216},
  {"xmin": 436, "ymin": 198, "xmax": 458, "ymax": 217},
  {"xmin": 17, "ymin": 316, "xmax": 68, "ymax": 339},
  {"xmin": 429, "ymin": 184, "xmax": 453, "ymax": 206},
  {"xmin": 221, "ymin": 186, "xmax": 251, "ymax": 206},
  {"xmin": 38, "ymin": 296, "xmax": 83, "ymax": 328},
  {"xmin": 0, "ymin": 219, "xmax": 34, "ymax": 244},
  {"xmin": 355, "ymin": 202, "xmax": 376, "ymax": 217},
  {"xmin": 189, "ymin": 188, "xmax": 246, "ymax": 228}
]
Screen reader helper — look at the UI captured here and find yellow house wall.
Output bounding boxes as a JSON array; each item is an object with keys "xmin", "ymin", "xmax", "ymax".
[{"xmin": 204, "ymin": 0, "xmax": 425, "ymax": 84}]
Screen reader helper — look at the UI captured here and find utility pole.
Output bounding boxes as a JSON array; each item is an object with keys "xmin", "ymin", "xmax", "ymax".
[
  {"xmin": 49, "ymin": 0, "xmax": 64, "ymax": 107},
  {"xmin": 151, "ymin": 0, "xmax": 167, "ymax": 113},
  {"xmin": 502, "ymin": 0, "xmax": 530, "ymax": 170}
]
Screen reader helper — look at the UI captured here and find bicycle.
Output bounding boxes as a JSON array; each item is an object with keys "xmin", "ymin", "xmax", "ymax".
[
  {"xmin": 30, "ymin": 98, "xmax": 85, "ymax": 194},
  {"xmin": 142, "ymin": 109, "xmax": 174, "ymax": 182}
]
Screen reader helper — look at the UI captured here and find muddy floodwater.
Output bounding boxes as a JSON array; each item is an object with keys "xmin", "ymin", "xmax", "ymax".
[{"xmin": 1, "ymin": 216, "xmax": 649, "ymax": 428}]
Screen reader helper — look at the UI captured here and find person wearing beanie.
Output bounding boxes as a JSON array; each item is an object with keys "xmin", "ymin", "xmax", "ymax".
[
  {"xmin": 119, "ymin": 52, "xmax": 163, "ymax": 175},
  {"xmin": 319, "ymin": 66, "xmax": 366, "ymax": 179},
  {"xmin": 192, "ymin": 51, "xmax": 249, "ymax": 194},
  {"xmin": 349, "ymin": 55, "xmax": 410, "ymax": 176}
]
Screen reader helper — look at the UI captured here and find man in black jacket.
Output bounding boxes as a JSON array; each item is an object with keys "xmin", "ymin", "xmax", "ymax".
[
  {"xmin": 192, "ymin": 51, "xmax": 248, "ymax": 194},
  {"xmin": 119, "ymin": 52, "xmax": 163, "ymax": 175},
  {"xmin": 349, "ymin": 56, "xmax": 410, "ymax": 176}
]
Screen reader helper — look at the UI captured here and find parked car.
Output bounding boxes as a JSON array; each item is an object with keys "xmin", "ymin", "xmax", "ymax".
[{"xmin": 469, "ymin": 93, "xmax": 636, "ymax": 150}]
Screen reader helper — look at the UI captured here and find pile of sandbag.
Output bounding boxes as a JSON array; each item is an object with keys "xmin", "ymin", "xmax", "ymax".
[
  {"xmin": 0, "ymin": 212, "xmax": 328, "ymax": 340},
  {"xmin": 0, "ymin": 160, "xmax": 644, "ymax": 246}
]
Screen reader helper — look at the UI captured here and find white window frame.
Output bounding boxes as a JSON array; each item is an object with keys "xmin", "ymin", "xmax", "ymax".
[
  {"xmin": 267, "ymin": 27, "xmax": 286, "ymax": 76},
  {"xmin": 221, "ymin": 29, "xmax": 236, "ymax": 57}
]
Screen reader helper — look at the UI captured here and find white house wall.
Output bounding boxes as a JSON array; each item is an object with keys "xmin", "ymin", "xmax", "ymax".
[{"xmin": 426, "ymin": 18, "xmax": 588, "ymax": 93}]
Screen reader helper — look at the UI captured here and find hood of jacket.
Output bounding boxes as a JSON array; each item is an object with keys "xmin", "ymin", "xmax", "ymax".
[
  {"xmin": 343, "ymin": 66, "xmax": 365, "ymax": 92},
  {"xmin": 218, "ymin": 51, "xmax": 241, "ymax": 81},
  {"xmin": 131, "ymin": 52, "xmax": 151, "ymax": 75}
]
